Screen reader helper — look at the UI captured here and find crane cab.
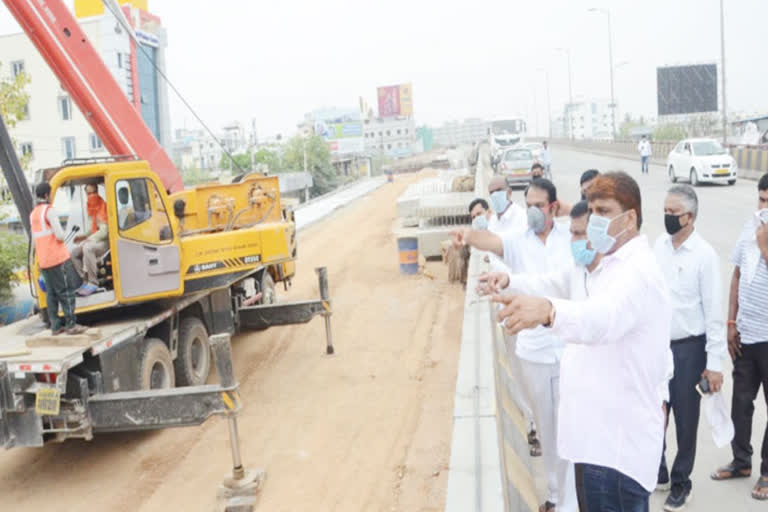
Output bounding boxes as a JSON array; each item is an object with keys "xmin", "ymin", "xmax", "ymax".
[{"xmin": 34, "ymin": 158, "xmax": 184, "ymax": 315}]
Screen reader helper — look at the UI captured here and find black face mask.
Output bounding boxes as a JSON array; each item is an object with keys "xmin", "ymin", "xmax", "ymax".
[{"xmin": 664, "ymin": 213, "xmax": 685, "ymax": 235}]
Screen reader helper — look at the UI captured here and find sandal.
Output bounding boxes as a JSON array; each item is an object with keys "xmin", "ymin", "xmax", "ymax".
[
  {"xmin": 711, "ymin": 462, "xmax": 751, "ymax": 481},
  {"xmin": 538, "ymin": 501, "xmax": 555, "ymax": 512},
  {"xmin": 753, "ymin": 477, "xmax": 768, "ymax": 500}
]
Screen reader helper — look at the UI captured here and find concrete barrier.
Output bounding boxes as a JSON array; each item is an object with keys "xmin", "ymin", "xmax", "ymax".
[
  {"xmin": 445, "ymin": 147, "xmax": 537, "ymax": 512},
  {"xmin": 542, "ymin": 138, "xmax": 767, "ymax": 181}
]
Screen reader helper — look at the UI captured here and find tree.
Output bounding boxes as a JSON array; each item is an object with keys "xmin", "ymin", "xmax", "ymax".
[
  {"xmin": 653, "ymin": 124, "xmax": 687, "ymax": 141},
  {"xmin": 0, "ymin": 65, "xmax": 31, "ymax": 302},
  {"xmin": 251, "ymin": 148, "xmax": 282, "ymax": 173},
  {"xmin": 0, "ymin": 230, "xmax": 27, "ymax": 303},
  {"xmin": 0, "ymin": 65, "xmax": 31, "ymax": 203},
  {"xmin": 218, "ymin": 152, "xmax": 252, "ymax": 173},
  {"xmin": 282, "ymin": 135, "xmax": 337, "ymax": 196},
  {"xmin": 181, "ymin": 165, "xmax": 216, "ymax": 186}
]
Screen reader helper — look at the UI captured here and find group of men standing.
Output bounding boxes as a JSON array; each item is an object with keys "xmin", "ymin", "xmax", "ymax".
[{"xmin": 456, "ymin": 162, "xmax": 768, "ymax": 511}]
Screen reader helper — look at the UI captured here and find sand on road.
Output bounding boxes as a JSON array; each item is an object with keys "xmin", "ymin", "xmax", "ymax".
[{"xmin": 0, "ymin": 170, "xmax": 465, "ymax": 512}]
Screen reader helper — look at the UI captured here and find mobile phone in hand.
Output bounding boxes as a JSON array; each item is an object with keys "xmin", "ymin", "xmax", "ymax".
[{"xmin": 696, "ymin": 376, "xmax": 711, "ymax": 397}]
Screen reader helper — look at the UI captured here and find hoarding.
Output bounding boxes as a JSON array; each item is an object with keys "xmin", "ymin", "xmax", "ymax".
[
  {"xmin": 657, "ymin": 64, "xmax": 718, "ymax": 116},
  {"xmin": 377, "ymin": 83, "xmax": 414, "ymax": 118},
  {"xmin": 313, "ymin": 108, "xmax": 364, "ymax": 155}
]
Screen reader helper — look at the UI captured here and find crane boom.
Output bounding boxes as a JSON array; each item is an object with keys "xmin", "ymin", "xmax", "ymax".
[{"xmin": 3, "ymin": 0, "xmax": 183, "ymax": 192}]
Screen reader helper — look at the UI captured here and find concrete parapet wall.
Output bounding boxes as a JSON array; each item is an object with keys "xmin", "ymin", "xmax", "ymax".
[
  {"xmin": 543, "ymin": 138, "xmax": 767, "ymax": 181},
  {"xmin": 445, "ymin": 146, "xmax": 537, "ymax": 511}
]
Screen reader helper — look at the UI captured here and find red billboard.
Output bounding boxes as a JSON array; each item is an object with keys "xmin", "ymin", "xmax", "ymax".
[{"xmin": 377, "ymin": 85, "xmax": 401, "ymax": 118}]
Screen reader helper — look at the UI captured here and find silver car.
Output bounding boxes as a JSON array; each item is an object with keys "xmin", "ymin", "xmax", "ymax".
[{"xmin": 498, "ymin": 147, "xmax": 536, "ymax": 185}]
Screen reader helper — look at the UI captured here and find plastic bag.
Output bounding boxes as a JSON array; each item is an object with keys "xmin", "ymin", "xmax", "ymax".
[{"xmin": 702, "ymin": 391, "xmax": 734, "ymax": 448}]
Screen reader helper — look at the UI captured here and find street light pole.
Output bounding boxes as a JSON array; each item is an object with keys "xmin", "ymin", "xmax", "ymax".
[
  {"xmin": 537, "ymin": 67, "xmax": 552, "ymax": 139},
  {"xmin": 720, "ymin": 0, "xmax": 728, "ymax": 145},
  {"xmin": 556, "ymin": 48, "xmax": 574, "ymax": 140},
  {"xmin": 589, "ymin": 7, "xmax": 616, "ymax": 140}
]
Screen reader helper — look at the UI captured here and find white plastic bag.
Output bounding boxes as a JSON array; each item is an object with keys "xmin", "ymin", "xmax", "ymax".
[{"xmin": 702, "ymin": 391, "xmax": 734, "ymax": 448}]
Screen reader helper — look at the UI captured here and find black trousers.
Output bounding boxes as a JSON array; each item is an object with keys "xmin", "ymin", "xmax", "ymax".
[
  {"xmin": 732, "ymin": 342, "xmax": 768, "ymax": 476},
  {"xmin": 40, "ymin": 259, "xmax": 77, "ymax": 331},
  {"xmin": 659, "ymin": 335, "xmax": 707, "ymax": 491}
]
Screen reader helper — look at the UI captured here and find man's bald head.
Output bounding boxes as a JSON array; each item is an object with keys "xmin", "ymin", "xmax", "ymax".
[{"xmin": 488, "ymin": 175, "xmax": 508, "ymax": 194}]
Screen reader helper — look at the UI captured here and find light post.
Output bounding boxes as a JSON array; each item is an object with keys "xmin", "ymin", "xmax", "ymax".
[
  {"xmin": 537, "ymin": 67, "xmax": 552, "ymax": 138},
  {"xmin": 555, "ymin": 48, "xmax": 574, "ymax": 139},
  {"xmin": 719, "ymin": 0, "xmax": 728, "ymax": 145},
  {"xmin": 588, "ymin": 7, "xmax": 616, "ymax": 140}
]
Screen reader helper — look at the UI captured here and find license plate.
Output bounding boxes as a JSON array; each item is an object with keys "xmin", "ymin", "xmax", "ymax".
[
  {"xmin": 714, "ymin": 168, "xmax": 729, "ymax": 175},
  {"xmin": 514, "ymin": 168, "xmax": 528, "ymax": 174},
  {"xmin": 35, "ymin": 387, "xmax": 61, "ymax": 416}
]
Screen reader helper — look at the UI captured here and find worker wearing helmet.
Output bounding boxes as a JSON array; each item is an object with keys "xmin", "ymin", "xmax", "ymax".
[{"xmin": 30, "ymin": 182, "xmax": 86, "ymax": 335}]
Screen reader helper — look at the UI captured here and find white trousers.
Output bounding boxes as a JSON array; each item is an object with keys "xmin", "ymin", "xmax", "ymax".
[
  {"xmin": 519, "ymin": 358, "xmax": 576, "ymax": 510},
  {"xmin": 503, "ymin": 335, "xmax": 536, "ymax": 431}
]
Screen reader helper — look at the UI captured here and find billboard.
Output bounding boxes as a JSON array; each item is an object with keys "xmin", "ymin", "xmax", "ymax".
[
  {"xmin": 657, "ymin": 64, "xmax": 718, "ymax": 116},
  {"xmin": 377, "ymin": 83, "xmax": 414, "ymax": 118},
  {"xmin": 313, "ymin": 108, "xmax": 364, "ymax": 155}
]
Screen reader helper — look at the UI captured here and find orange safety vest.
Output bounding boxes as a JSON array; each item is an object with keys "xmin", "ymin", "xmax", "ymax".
[{"xmin": 30, "ymin": 204, "xmax": 70, "ymax": 269}]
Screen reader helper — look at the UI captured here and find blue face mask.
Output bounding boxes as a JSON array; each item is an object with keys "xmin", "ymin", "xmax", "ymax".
[
  {"xmin": 472, "ymin": 215, "xmax": 489, "ymax": 230},
  {"xmin": 489, "ymin": 190, "xmax": 509, "ymax": 213},
  {"xmin": 587, "ymin": 211, "xmax": 630, "ymax": 254},
  {"xmin": 570, "ymin": 239, "xmax": 597, "ymax": 267}
]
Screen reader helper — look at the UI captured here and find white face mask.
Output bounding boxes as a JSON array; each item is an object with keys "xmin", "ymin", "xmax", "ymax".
[
  {"xmin": 587, "ymin": 210, "xmax": 630, "ymax": 254},
  {"xmin": 472, "ymin": 215, "xmax": 489, "ymax": 230},
  {"xmin": 756, "ymin": 208, "xmax": 768, "ymax": 225}
]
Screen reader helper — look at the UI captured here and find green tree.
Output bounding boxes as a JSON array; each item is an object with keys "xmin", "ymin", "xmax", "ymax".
[
  {"xmin": 181, "ymin": 165, "xmax": 216, "ymax": 186},
  {"xmin": 282, "ymin": 135, "xmax": 337, "ymax": 196},
  {"xmin": 0, "ymin": 65, "xmax": 32, "ymax": 202},
  {"xmin": 0, "ymin": 64, "xmax": 31, "ymax": 302},
  {"xmin": 218, "ymin": 152, "xmax": 253, "ymax": 173},
  {"xmin": 0, "ymin": 230, "xmax": 27, "ymax": 303},
  {"xmin": 252, "ymin": 148, "xmax": 282, "ymax": 173},
  {"xmin": 653, "ymin": 124, "xmax": 687, "ymax": 141}
]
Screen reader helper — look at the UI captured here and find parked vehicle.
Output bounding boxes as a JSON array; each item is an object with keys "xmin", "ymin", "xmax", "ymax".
[
  {"xmin": 498, "ymin": 147, "xmax": 536, "ymax": 185},
  {"xmin": 666, "ymin": 138, "xmax": 737, "ymax": 186}
]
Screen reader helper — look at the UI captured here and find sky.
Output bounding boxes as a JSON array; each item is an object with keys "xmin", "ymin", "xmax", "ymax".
[{"xmin": 0, "ymin": 0, "xmax": 765, "ymax": 139}]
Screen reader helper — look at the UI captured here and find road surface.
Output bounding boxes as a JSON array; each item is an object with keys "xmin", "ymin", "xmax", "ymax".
[{"xmin": 0, "ymin": 169, "xmax": 464, "ymax": 511}]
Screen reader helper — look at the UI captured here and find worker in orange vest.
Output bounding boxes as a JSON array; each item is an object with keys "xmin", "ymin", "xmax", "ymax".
[
  {"xmin": 30, "ymin": 182, "xmax": 86, "ymax": 335},
  {"xmin": 71, "ymin": 182, "xmax": 108, "ymax": 296}
]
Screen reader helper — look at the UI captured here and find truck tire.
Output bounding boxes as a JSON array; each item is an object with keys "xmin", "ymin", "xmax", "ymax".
[
  {"xmin": 139, "ymin": 338, "xmax": 175, "ymax": 390},
  {"xmin": 260, "ymin": 271, "xmax": 276, "ymax": 305},
  {"xmin": 174, "ymin": 317, "xmax": 211, "ymax": 387}
]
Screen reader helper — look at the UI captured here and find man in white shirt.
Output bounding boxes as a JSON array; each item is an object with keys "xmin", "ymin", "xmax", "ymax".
[
  {"xmin": 540, "ymin": 141, "xmax": 552, "ymax": 178},
  {"xmin": 654, "ymin": 185, "xmax": 725, "ymax": 511},
  {"xmin": 712, "ymin": 173, "xmax": 768, "ymax": 501},
  {"xmin": 638, "ymin": 136, "xmax": 652, "ymax": 175},
  {"xmin": 492, "ymin": 172, "xmax": 670, "ymax": 512},
  {"xmin": 487, "ymin": 175, "xmax": 528, "ymax": 237},
  {"xmin": 455, "ymin": 178, "xmax": 572, "ymax": 512}
]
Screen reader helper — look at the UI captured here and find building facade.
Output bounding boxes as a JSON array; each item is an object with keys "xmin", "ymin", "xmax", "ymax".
[
  {"xmin": 362, "ymin": 116, "xmax": 416, "ymax": 158},
  {"xmin": 0, "ymin": 0, "xmax": 171, "ymax": 179},
  {"xmin": 431, "ymin": 118, "xmax": 489, "ymax": 147},
  {"xmin": 562, "ymin": 99, "xmax": 614, "ymax": 140}
]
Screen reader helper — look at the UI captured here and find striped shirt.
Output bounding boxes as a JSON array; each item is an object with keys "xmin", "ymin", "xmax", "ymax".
[{"xmin": 732, "ymin": 219, "xmax": 768, "ymax": 344}]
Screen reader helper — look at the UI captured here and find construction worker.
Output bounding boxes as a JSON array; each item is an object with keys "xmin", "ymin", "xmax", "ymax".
[
  {"xmin": 71, "ymin": 182, "xmax": 109, "ymax": 296},
  {"xmin": 30, "ymin": 182, "xmax": 86, "ymax": 335}
]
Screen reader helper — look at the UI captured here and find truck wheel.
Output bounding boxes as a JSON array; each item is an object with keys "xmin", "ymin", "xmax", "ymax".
[
  {"xmin": 174, "ymin": 317, "xmax": 211, "ymax": 387},
  {"xmin": 139, "ymin": 338, "xmax": 175, "ymax": 390},
  {"xmin": 260, "ymin": 271, "xmax": 276, "ymax": 305}
]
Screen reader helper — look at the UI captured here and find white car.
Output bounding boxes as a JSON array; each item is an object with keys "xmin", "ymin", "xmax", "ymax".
[
  {"xmin": 522, "ymin": 142, "xmax": 544, "ymax": 160},
  {"xmin": 666, "ymin": 138, "xmax": 737, "ymax": 186}
]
